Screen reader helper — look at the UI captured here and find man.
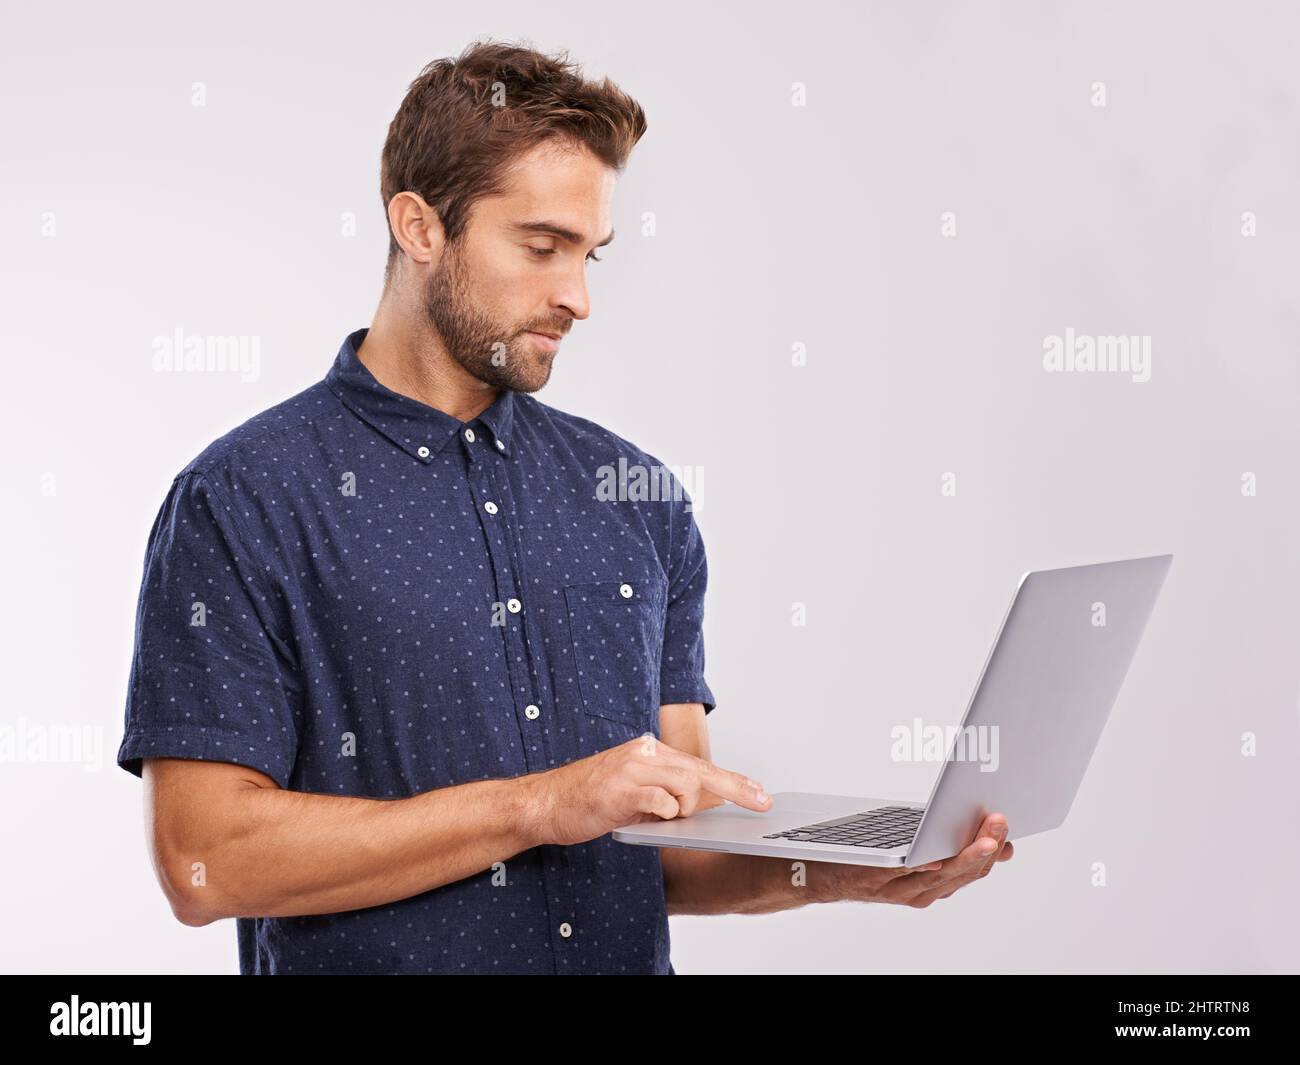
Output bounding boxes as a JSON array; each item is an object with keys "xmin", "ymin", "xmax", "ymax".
[{"xmin": 117, "ymin": 39, "xmax": 1012, "ymax": 975}]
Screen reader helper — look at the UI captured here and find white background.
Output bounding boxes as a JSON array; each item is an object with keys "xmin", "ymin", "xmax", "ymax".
[{"xmin": 1, "ymin": 0, "xmax": 1296, "ymax": 973}]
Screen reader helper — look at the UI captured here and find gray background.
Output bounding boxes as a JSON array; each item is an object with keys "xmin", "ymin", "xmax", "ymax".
[{"xmin": 2, "ymin": 0, "xmax": 1296, "ymax": 973}]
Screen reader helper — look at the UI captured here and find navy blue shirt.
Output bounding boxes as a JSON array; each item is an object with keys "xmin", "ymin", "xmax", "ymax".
[{"xmin": 117, "ymin": 327, "xmax": 716, "ymax": 974}]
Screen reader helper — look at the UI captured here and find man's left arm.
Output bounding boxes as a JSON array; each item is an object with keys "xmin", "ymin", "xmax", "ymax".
[{"xmin": 656, "ymin": 703, "xmax": 1015, "ymax": 915}]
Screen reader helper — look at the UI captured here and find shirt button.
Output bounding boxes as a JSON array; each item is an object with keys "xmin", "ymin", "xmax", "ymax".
[
  {"xmin": 524, "ymin": 704, "xmax": 540, "ymax": 720},
  {"xmin": 559, "ymin": 922, "xmax": 572, "ymax": 939},
  {"xmin": 495, "ymin": 439, "xmax": 505, "ymax": 450},
  {"xmin": 464, "ymin": 428, "xmax": 475, "ymax": 442},
  {"xmin": 417, "ymin": 446, "xmax": 430, "ymax": 458},
  {"xmin": 507, "ymin": 598, "xmax": 522, "ymax": 613},
  {"xmin": 484, "ymin": 501, "xmax": 498, "ymax": 515},
  {"xmin": 619, "ymin": 583, "xmax": 634, "ymax": 599}
]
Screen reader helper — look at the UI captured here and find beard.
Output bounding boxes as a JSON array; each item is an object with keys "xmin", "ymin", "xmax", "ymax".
[{"xmin": 422, "ymin": 241, "xmax": 556, "ymax": 393}]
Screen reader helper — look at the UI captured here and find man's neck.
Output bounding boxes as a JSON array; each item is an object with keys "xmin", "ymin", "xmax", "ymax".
[{"xmin": 357, "ymin": 300, "xmax": 499, "ymax": 424}]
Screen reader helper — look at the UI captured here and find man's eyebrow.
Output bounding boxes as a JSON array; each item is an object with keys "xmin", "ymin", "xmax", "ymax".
[{"xmin": 512, "ymin": 220, "xmax": 615, "ymax": 248}]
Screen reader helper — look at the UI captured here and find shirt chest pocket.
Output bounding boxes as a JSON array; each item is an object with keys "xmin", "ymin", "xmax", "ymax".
[{"xmin": 564, "ymin": 577, "xmax": 668, "ymax": 729}]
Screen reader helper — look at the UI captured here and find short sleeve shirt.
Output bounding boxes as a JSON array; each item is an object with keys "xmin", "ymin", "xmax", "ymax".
[{"xmin": 116, "ymin": 327, "xmax": 716, "ymax": 974}]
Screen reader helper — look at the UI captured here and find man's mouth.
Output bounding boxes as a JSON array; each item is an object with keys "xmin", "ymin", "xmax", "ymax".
[{"xmin": 525, "ymin": 330, "xmax": 563, "ymax": 351}]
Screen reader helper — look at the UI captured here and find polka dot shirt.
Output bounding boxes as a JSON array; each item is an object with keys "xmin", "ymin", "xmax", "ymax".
[{"xmin": 116, "ymin": 327, "xmax": 716, "ymax": 974}]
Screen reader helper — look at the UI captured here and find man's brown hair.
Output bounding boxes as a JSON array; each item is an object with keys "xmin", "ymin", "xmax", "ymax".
[{"xmin": 380, "ymin": 39, "xmax": 647, "ymax": 283}]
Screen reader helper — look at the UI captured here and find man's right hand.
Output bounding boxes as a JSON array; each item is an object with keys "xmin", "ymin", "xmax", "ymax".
[{"xmin": 524, "ymin": 735, "xmax": 771, "ymax": 847}]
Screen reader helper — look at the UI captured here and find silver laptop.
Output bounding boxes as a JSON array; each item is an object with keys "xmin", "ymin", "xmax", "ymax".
[{"xmin": 614, "ymin": 554, "xmax": 1172, "ymax": 868}]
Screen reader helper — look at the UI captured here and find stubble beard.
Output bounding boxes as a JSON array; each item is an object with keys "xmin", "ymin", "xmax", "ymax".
[{"xmin": 423, "ymin": 242, "xmax": 554, "ymax": 394}]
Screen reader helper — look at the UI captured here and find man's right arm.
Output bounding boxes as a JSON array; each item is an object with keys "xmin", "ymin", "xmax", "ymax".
[
  {"xmin": 144, "ymin": 738, "xmax": 768, "ymax": 926},
  {"xmin": 146, "ymin": 758, "xmax": 545, "ymax": 925}
]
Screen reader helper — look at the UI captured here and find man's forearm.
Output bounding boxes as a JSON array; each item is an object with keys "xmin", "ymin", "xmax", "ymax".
[
  {"xmin": 166, "ymin": 774, "xmax": 547, "ymax": 924},
  {"xmin": 660, "ymin": 847, "xmax": 833, "ymax": 915}
]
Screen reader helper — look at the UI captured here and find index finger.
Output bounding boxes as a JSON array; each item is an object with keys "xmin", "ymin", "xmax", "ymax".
[
  {"xmin": 694, "ymin": 759, "xmax": 771, "ymax": 811},
  {"xmin": 638, "ymin": 736, "xmax": 772, "ymax": 812},
  {"xmin": 954, "ymin": 814, "xmax": 1008, "ymax": 867},
  {"xmin": 975, "ymin": 813, "xmax": 1009, "ymax": 851}
]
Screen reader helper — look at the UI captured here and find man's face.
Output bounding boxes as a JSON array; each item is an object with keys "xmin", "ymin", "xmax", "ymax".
[{"xmin": 423, "ymin": 138, "xmax": 616, "ymax": 393}]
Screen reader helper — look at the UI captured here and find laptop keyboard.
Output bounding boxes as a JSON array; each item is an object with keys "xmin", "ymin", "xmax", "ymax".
[{"xmin": 761, "ymin": 805, "xmax": 924, "ymax": 850}]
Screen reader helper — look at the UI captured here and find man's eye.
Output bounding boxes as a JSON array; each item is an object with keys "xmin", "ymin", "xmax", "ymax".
[{"xmin": 526, "ymin": 246, "xmax": 601, "ymax": 263}]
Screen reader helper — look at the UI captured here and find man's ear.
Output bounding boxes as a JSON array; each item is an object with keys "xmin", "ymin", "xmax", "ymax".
[{"xmin": 387, "ymin": 190, "xmax": 444, "ymax": 267}]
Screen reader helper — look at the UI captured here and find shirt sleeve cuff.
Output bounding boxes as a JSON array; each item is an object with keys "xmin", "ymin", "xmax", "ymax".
[
  {"xmin": 116, "ymin": 725, "xmax": 296, "ymax": 789},
  {"xmin": 659, "ymin": 676, "xmax": 716, "ymax": 713}
]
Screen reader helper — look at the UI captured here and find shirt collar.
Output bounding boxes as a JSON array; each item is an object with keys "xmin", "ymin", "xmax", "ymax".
[{"xmin": 325, "ymin": 327, "xmax": 515, "ymax": 462}]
